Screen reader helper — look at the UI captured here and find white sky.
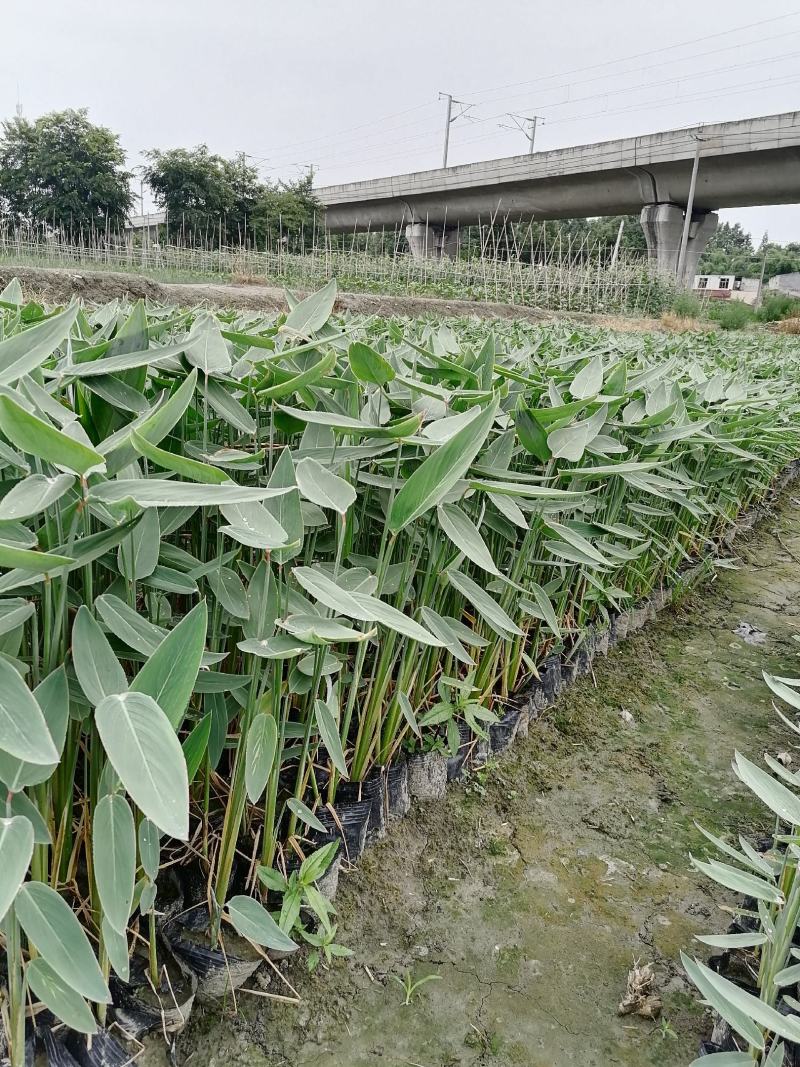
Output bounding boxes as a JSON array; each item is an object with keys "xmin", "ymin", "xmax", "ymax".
[{"xmin": 3, "ymin": 0, "xmax": 800, "ymax": 243}]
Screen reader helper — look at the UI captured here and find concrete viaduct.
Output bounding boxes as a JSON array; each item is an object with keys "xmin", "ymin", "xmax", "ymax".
[{"xmin": 315, "ymin": 111, "xmax": 800, "ymax": 281}]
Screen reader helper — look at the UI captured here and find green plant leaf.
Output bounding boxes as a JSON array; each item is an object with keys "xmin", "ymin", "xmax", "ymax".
[
  {"xmin": 0, "ymin": 658, "xmax": 59, "ymax": 764},
  {"xmin": 296, "ymin": 457, "xmax": 356, "ymax": 515},
  {"xmin": 388, "ymin": 398, "xmax": 498, "ymax": 532},
  {"xmin": 93, "ymin": 794, "xmax": 136, "ymax": 935},
  {"xmin": 284, "ymin": 278, "xmax": 337, "ymax": 335},
  {"xmin": 182, "ymin": 713, "xmax": 211, "ymax": 783},
  {"xmin": 245, "ymin": 712, "xmax": 278, "ymax": 804},
  {"xmin": 0, "ymin": 816, "xmax": 34, "ymax": 923},
  {"xmin": 95, "ymin": 692, "xmax": 189, "ymax": 840},
  {"xmin": 226, "ymin": 894, "xmax": 298, "ymax": 952},
  {"xmin": 130, "ymin": 600, "xmax": 208, "ymax": 730},
  {"xmin": 0, "ymin": 394, "xmax": 105, "ymax": 475},
  {"xmin": 26, "ymin": 957, "xmax": 97, "ymax": 1034},
  {"xmin": 447, "ymin": 568, "xmax": 523, "ymax": 638},
  {"xmin": 131, "ymin": 429, "xmax": 229, "ymax": 484},
  {"xmin": 16, "ymin": 880, "xmax": 110, "ymax": 1004},
  {"xmin": 348, "ymin": 341, "xmax": 395, "ymax": 385},
  {"xmin": 0, "ymin": 304, "xmax": 79, "ymax": 386},
  {"xmin": 0, "ymin": 473, "xmax": 74, "ymax": 521},
  {"xmin": 314, "ymin": 699, "xmax": 348, "ymax": 778},
  {"xmin": 72, "ymin": 606, "xmax": 128, "ymax": 706},
  {"xmin": 436, "ymin": 503, "xmax": 500, "ymax": 576}
]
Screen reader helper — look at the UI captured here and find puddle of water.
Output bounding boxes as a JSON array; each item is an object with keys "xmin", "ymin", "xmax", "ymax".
[{"xmin": 143, "ymin": 492, "xmax": 800, "ymax": 1067}]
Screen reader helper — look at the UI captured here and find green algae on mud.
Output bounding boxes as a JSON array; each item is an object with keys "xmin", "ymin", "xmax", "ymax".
[{"xmin": 145, "ymin": 491, "xmax": 800, "ymax": 1067}]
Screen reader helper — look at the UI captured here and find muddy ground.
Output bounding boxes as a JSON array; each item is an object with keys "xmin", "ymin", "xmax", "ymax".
[
  {"xmin": 134, "ymin": 491, "xmax": 800, "ymax": 1067},
  {"xmin": 0, "ymin": 263, "xmax": 669, "ymax": 329}
]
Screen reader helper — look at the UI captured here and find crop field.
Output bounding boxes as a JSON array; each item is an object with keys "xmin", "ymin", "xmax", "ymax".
[
  {"xmin": 0, "ymin": 230, "xmax": 678, "ymax": 316},
  {"xmin": 0, "ymin": 276, "xmax": 798, "ymax": 1064}
]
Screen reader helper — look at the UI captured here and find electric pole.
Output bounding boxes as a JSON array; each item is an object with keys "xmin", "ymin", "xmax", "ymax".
[
  {"xmin": 505, "ymin": 113, "xmax": 545, "ymax": 154},
  {"xmin": 439, "ymin": 93, "xmax": 472, "ymax": 168}
]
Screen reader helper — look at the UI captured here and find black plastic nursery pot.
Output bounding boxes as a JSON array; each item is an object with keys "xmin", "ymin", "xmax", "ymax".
[
  {"xmin": 336, "ymin": 765, "xmax": 387, "ymax": 844},
  {"xmin": 406, "ymin": 749, "xmax": 448, "ymax": 801},
  {"xmin": 386, "ymin": 758, "xmax": 410, "ymax": 818},
  {"xmin": 446, "ymin": 721, "xmax": 472, "ymax": 781},
  {"xmin": 316, "ymin": 799, "xmax": 372, "ymax": 861},
  {"xmin": 489, "ymin": 699, "xmax": 529, "ymax": 754},
  {"xmin": 539, "ymin": 653, "xmax": 562, "ymax": 705},
  {"xmin": 64, "ymin": 1028, "xmax": 131, "ymax": 1067},
  {"xmin": 162, "ymin": 903, "xmax": 263, "ymax": 1002},
  {"xmin": 110, "ymin": 949, "xmax": 197, "ymax": 1040}
]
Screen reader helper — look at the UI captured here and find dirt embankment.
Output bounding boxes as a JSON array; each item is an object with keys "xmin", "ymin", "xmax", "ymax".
[{"xmin": 0, "ymin": 263, "xmax": 670, "ymax": 328}]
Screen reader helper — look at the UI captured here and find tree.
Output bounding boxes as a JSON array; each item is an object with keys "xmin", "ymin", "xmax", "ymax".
[
  {"xmin": 0, "ymin": 109, "xmax": 132, "ymax": 235},
  {"xmin": 252, "ymin": 173, "xmax": 321, "ymax": 251}
]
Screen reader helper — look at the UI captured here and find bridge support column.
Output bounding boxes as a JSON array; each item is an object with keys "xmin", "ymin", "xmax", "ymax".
[
  {"xmin": 640, "ymin": 203, "xmax": 718, "ymax": 284},
  {"xmin": 405, "ymin": 222, "xmax": 459, "ymax": 259}
]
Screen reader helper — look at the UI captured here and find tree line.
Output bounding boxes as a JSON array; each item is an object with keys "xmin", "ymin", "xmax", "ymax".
[
  {"xmin": 0, "ymin": 108, "xmax": 798, "ymax": 278},
  {"xmin": 0, "ymin": 109, "xmax": 320, "ymax": 250}
]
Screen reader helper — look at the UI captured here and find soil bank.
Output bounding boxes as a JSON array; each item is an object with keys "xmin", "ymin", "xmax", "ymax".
[
  {"xmin": 138, "ymin": 490, "xmax": 800, "ymax": 1066},
  {"xmin": 0, "ymin": 263, "xmax": 667, "ymax": 328}
]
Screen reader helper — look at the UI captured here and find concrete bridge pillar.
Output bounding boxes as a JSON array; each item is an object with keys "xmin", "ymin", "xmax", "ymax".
[
  {"xmin": 640, "ymin": 203, "xmax": 718, "ymax": 284},
  {"xmin": 405, "ymin": 222, "xmax": 459, "ymax": 260}
]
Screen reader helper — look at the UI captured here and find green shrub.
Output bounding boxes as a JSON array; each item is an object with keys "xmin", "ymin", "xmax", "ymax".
[
  {"xmin": 671, "ymin": 292, "xmax": 705, "ymax": 318},
  {"xmin": 756, "ymin": 292, "xmax": 800, "ymax": 322},
  {"xmin": 707, "ymin": 299, "xmax": 755, "ymax": 331}
]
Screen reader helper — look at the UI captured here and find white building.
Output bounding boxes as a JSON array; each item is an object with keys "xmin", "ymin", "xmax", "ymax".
[{"xmin": 692, "ymin": 274, "xmax": 761, "ymax": 305}]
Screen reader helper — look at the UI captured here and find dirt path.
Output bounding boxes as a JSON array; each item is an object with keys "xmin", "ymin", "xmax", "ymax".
[
  {"xmin": 142, "ymin": 490, "xmax": 800, "ymax": 1067},
  {"xmin": 0, "ymin": 263, "xmax": 667, "ymax": 328}
]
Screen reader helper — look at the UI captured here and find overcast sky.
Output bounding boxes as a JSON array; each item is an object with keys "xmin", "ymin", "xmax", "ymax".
[{"xmin": 3, "ymin": 0, "xmax": 800, "ymax": 243}]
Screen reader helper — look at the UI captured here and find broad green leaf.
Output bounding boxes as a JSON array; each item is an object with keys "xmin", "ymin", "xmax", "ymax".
[
  {"xmin": 437, "ymin": 503, "xmax": 500, "ymax": 576},
  {"xmin": 226, "ymin": 894, "xmax": 298, "ymax": 952},
  {"xmin": 245, "ymin": 712, "xmax": 278, "ymax": 804},
  {"xmin": 695, "ymin": 932, "xmax": 769, "ymax": 949},
  {"xmin": 184, "ymin": 313, "xmax": 231, "ymax": 374},
  {"xmin": 16, "ymin": 880, "xmax": 110, "ymax": 1003},
  {"xmin": 691, "ymin": 854, "xmax": 783, "ymax": 904},
  {"xmin": 95, "ymin": 692, "xmax": 189, "ymax": 840},
  {"xmin": 296, "ymin": 457, "xmax": 356, "ymax": 515},
  {"xmin": 130, "ymin": 600, "xmax": 208, "ymax": 729},
  {"xmin": 0, "ymin": 816, "xmax": 34, "ymax": 922},
  {"xmin": 569, "ymin": 355, "xmax": 604, "ymax": 399},
  {"xmin": 0, "ymin": 543, "xmax": 72, "ymax": 572},
  {"xmin": 284, "ymin": 278, "xmax": 337, "ymax": 335},
  {"xmin": 682, "ymin": 951, "xmax": 800, "ymax": 1047},
  {"xmin": 117, "ymin": 505, "xmax": 160, "ymax": 580},
  {"xmin": 388, "ymin": 398, "xmax": 498, "ymax": 532},
  {"xmin": 101, "ymin": 918, "xmax": 129, "ymax": 982},
  {"xmin": 93, "ymin": 479, "xmax": 290, "ymax": 509},
  {"xmin": 182, "ymin": 714, "xmax": 211, "ymax": 783},
  {"xmin": 734, "ymin": 750, "xmax": 800, "ymax": 826},
  {"xmin": 0, "ymin": 473, "xmax": 74, "ymax": 521},
  {"xmin": 0, "ymin": 658, "xmax": 59, "ymax": 764},
  {"xmin": 26, "ymin": 957, "xmax": 97, "ymax": 1034},
  {"xmin": 257, "ymin": 349, "xmax": 338, "ymax": 400},
  {"xmin": 219, "ymin": 500, "xmax": 288, "ymax": 550},
  {"xmin": 130, "ymin": 429, "xmax": 229, "ymax": 484},
  {"xmin": 0, "ymin": 304, "xmax": 79, "ymax": 386},
  {"xmin": 137, "ymin": 818, "xmax": 160, "ymax": 882},
  {"xmin": 263, "ymin": 447, "xmax": 303, "ymax": 566},
  {"xmin": 447, "ymin": 569, "xmax": 524, "ymax": 638},
  {"xmin": 314, "ymin": 699, "xmax": 348, "ymax": 778},
  {"xmin": 207, "ymin": 566, "xmax": 250, "ymax": 619},
  {"xmin": 93, "ymin": 794, "xmax": 136, "ymax": 935},
  {"xmin": 547, "ymin": 405, "xmax": 607, "ymax": 463},
  {"xmin": 287, "ymin": 797, "xmax": 327, "ymax": 833},
  {"xmin": 348, "ymin": 341, "xmax": 395, "ymax": 385},
  {"xmin": 72, "ymin": 606, "xmax": 128, "ymax": 706},
  {"xmin": 200, "ymin": 376, "xmax": 256, "ymax": 434},
  {"xmin": 0, "ymin": 395, "xmax": 105, "ymax": 475},
  {"xmin": 0, "ymin": 667, "xmax": 69, "ymax": 790}
]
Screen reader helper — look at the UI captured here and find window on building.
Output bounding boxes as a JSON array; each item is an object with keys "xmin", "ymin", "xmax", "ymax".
[
  {"xmin": 718, "ymin": 277, "xmax": 730, "ymax": 290},
  {"xmin": 697, "ymin": 277, "xmax": 708, "ymax": 289}
]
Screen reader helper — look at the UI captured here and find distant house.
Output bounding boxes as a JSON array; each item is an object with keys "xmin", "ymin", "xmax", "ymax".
[
  {"xmin": 124, "ymin": 210, "xmax": 167, "ymax": 243},
  {"xmin": 692, "ymin": 274, "xmax": 760, "ymax": 305},
  {"xmin": 767, "ymin": 273, "xmax": 800, "ymax": 296}
]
